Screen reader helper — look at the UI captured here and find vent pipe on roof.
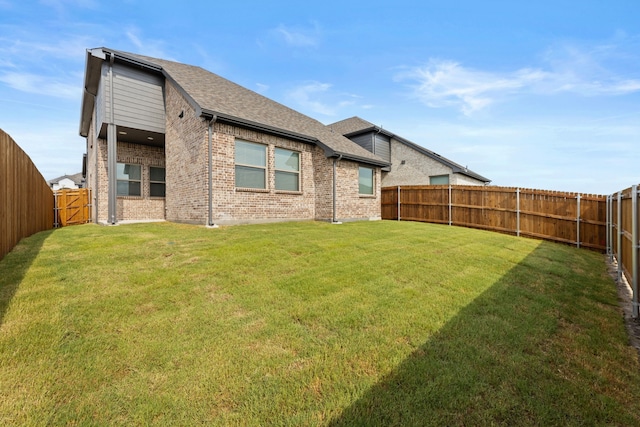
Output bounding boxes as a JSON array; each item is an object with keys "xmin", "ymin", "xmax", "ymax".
[{"xmin": 206, "ymin": 115, "xmax": 219, "ymax": 228}]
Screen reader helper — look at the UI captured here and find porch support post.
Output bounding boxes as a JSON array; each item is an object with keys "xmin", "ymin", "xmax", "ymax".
[{"xmin": 107, "ymin": 55, "xmax": 117, "ymax": 225}]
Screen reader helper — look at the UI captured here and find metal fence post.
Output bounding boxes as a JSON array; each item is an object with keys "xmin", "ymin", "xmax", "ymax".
[
  {"xmin": 397, "ymin": 185, "xmax": 401, "ymax": 221},
  {"xmin": 448, "ymin": 184, "xmax": 452, "ymax": 226},
  {"xmin": 576, "ymin": 194, "xmax": 581, "ymax": 249},
  {"xmin": 617, "ymin": 191, "xmax": 623, "ymax": 283},
  {"xmin": 610, "ymin": 194, "xmax": 615, "ymax": 262},
  {"xmin": 53, "ymin": 190, "xmax": 59, "ymax": 228},
  {"xmin": 606, "ymin": 195, "xmax": 611, "ymax": 258},
  {"xmin": 516, "ymin": 188, "xmax": 520, "ymax": 237},
  {"xmin": 632, "ymin": 185, "xmax": 639, "ymax": 318}
]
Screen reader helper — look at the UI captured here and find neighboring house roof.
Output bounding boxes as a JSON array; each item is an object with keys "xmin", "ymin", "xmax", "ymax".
[
  {"xmin": 80, "ymin": 48, "xmax": 389, "ymax": 168},
  {"xmin": 329, "ymin": 117, "xmax": 491, "ymax": 183},
  {"xmin": 49, "ymin": 172, "xmax": 84, "ymax": 187}
]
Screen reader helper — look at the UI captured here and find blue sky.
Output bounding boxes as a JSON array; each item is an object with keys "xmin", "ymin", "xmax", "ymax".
[{"xmin": 1, "ymin": 0, "xmax": 639, "ymax": 194}]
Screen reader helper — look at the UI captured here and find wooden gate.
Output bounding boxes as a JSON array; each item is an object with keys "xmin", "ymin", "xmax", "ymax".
[{"xmin": 54, "ymin": 188, "xmax": 91, "ymax": 227}]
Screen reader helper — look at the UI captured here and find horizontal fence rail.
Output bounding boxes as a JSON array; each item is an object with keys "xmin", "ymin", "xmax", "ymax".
[
  {"xmin": 608, "ymin": 186, "xmax": 639, "ymax": 318},
  {"xmin": 1, "ymin": 128, "xmax": 54, "ymax": 261},
  {"xmin": 382, "ymin": 185, "xmax": 607, "ymax": 251}
]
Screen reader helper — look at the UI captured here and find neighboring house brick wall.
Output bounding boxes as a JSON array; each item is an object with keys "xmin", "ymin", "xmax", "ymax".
[
  {"xmin": 382, "ymin": 138, "xmax": 452, "ymax": 186},
  {"xmin": 452, "ymin": 173, "xmax": 485, "ymax": 186},
  {"xmin": 382, "ymin": 138, "xmax": 485, "ymax": 187}
]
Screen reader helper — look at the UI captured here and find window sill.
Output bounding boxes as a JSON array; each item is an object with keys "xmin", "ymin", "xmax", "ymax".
[
  {"xmin": 117, "ymin": 195, "xmax": 143, "ymax": 199},
  {"xmin": 359, "ymin": 194, "xmax": 377, "ymax": 199},
  {"xmin": 275, "ymin": 190, "xmax": 303, "ymax": 195},
  {"xmin": 236, "ymin": 187, "xmax": 269, "ymax": 193}
]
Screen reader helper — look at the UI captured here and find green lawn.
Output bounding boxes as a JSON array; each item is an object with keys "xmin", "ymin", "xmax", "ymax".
[{"xmin": 1, "ymin": 220, "xmax": 639, "ymax": 426}]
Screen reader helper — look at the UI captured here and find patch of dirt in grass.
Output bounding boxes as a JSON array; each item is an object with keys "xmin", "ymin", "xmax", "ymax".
[{"xmin": 607, "ymin": 256, "xmax": 640, "ymax": 361}]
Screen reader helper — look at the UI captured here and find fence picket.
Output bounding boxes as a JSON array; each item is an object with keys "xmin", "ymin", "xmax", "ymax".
[
  {"xmin": 0, "ymin": 129, "xmax": 54, "ymax": 261},
  {"xmin": 381, "ymin": 185, "xmax": 607, "ymax": 251}
]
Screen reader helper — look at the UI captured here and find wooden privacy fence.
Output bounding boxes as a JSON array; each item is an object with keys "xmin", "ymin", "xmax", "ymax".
[
  {"xmin": 608, "ymin": 186, "xmax": 640, "ymax": 318},
  {"xmin": 54, "ymin": 188, "xmax": 91, "ymax": 227},
  {"xmin": 1, "ymin": 128, "xmax": 54, "ymax": 261},
  {"xmin": 382, "ymin": 185, "xmax": 607, "ymax": 251}
]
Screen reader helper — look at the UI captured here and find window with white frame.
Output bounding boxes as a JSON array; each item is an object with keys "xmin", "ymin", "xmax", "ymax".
[
  {"xmin": 235, "ymin": 140, "xmax": 266, "ymax": 189},
  {"xmin": 116, "ymin": 163, "xmax": 141, "ymax": 196},
  {"xmin": 150, "ymin": 166, "xmax": 166, "ymax": 197},
  {"xmin": 359, "ymin": 166, "xmax": 374, "ymax": 195},
  {"xmin": 275, "ymin": 148, "xmax": 300, "ymax": 191}
]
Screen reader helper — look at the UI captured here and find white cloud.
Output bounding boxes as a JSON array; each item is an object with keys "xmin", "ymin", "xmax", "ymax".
[
  {"xmin": 396, "ymin": 60, "xmax": 546, "ymax": 115},
  {"xmin": 0, "ymin": 72, "xmax": 79, "ymax": 99},
  {"xmin": 0, "ymin": 35, "xmax": 93, "ymax": 62},
  {"xmin": 255, "ymin": 83, "xmax": 269, "ymax": 94},
  {"xmin": 285, "ymin": 82, "xmax": 371, "ymax": 117},
  {"xmin": 287, "ymin": 82, "xmax": 336, "ymax": 116},
  {"xmin": 39, "ymin": 0, "xmax": 98, "ymax": 13},
  {"xmin": 125, "ymin": 28, "xmax": 171, "ymax": 59},
  {"xmin": 271, "ymin": 23, "xmax": 321, "ymax": 47},
  {"xmin": 397, "ymin": 40, "xmax": 640, "ymax": 115}
]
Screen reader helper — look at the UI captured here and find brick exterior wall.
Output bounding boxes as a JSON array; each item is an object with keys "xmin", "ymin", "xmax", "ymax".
[
  {"xmin": 85, "ymin": 127, "xmax": 165, "ymax": 223},
  {"xmin": 164, "ymin": 81, "xmax": 381, "ymax": 225},
  {"xmin": 381, "ymin": 138, "xmax": 485, "ymax": 187},
  {"xmin": 85, "ymin": 76, "xmax": 382, "ymax": 226},
  {"xmin": 311, "ymin": 151, "xmax": 381, "ymax": 222}
]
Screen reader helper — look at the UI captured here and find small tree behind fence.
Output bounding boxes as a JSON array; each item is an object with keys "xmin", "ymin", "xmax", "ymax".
[
  {"xmin": 608, "ymin": 186, "xmax": 640, "ymax": 318},
  {"xmin": 1, "ymin": 128, "xmax": 54, "ymax": 261},
  {"xmin": 382, "ymin": 185, "xmax": 607, "ymax": 251}
]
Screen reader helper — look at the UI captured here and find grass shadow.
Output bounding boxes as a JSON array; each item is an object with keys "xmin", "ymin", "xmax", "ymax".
[
  {"xmin": 329, "ymin": 241, "xmax": 640, "ymax": 426},
  {"xmin": 0, "ymin": 229, "xmax": 53, "ymax": 327}
]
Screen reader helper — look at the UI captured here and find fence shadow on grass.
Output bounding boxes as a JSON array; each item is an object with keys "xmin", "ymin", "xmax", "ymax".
[
  {"xmin": 0, "ymin": 230, "xmax": 53, "ymax": 327},
  {"xmin": 329, "ymin": 242, "xmax": 638, "ymax": 426}
]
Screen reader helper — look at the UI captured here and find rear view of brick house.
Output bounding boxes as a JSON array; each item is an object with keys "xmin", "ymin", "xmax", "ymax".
[{"xmin": 79, "ymin": 48, "xmax": 389, "ymax": 225}]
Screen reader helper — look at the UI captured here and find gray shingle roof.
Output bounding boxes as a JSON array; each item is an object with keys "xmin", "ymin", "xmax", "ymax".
[
  {"xmin": 95, "ymin": 49, "xmax": 389, "ymax": 167},
  {"xmin": 49, "ymin": 172, "xmax": 84, "ymax": 186},
  {"xmin": 329, "ymin": 116, "xmax": 379, "ymax": 136},
  {"xmin": 328, "ymin": 117, "xmax": 491, "ymax": 183}
]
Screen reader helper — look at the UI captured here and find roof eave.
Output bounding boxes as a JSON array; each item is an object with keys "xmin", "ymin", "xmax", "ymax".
[
  {"xmin": 79, "ymin": 48, "xmax": 106, "ymax": 137},
  {"xmin": 202, "ymin": 110, "xmax": 389, "ymax": 167},
  {"xmin": 79, "ymin": 48, "xmax": 165, "ymax": 137},
  {"xmin": 200, "ymin": 109, "xmax": 318, "ymax": 144}
]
